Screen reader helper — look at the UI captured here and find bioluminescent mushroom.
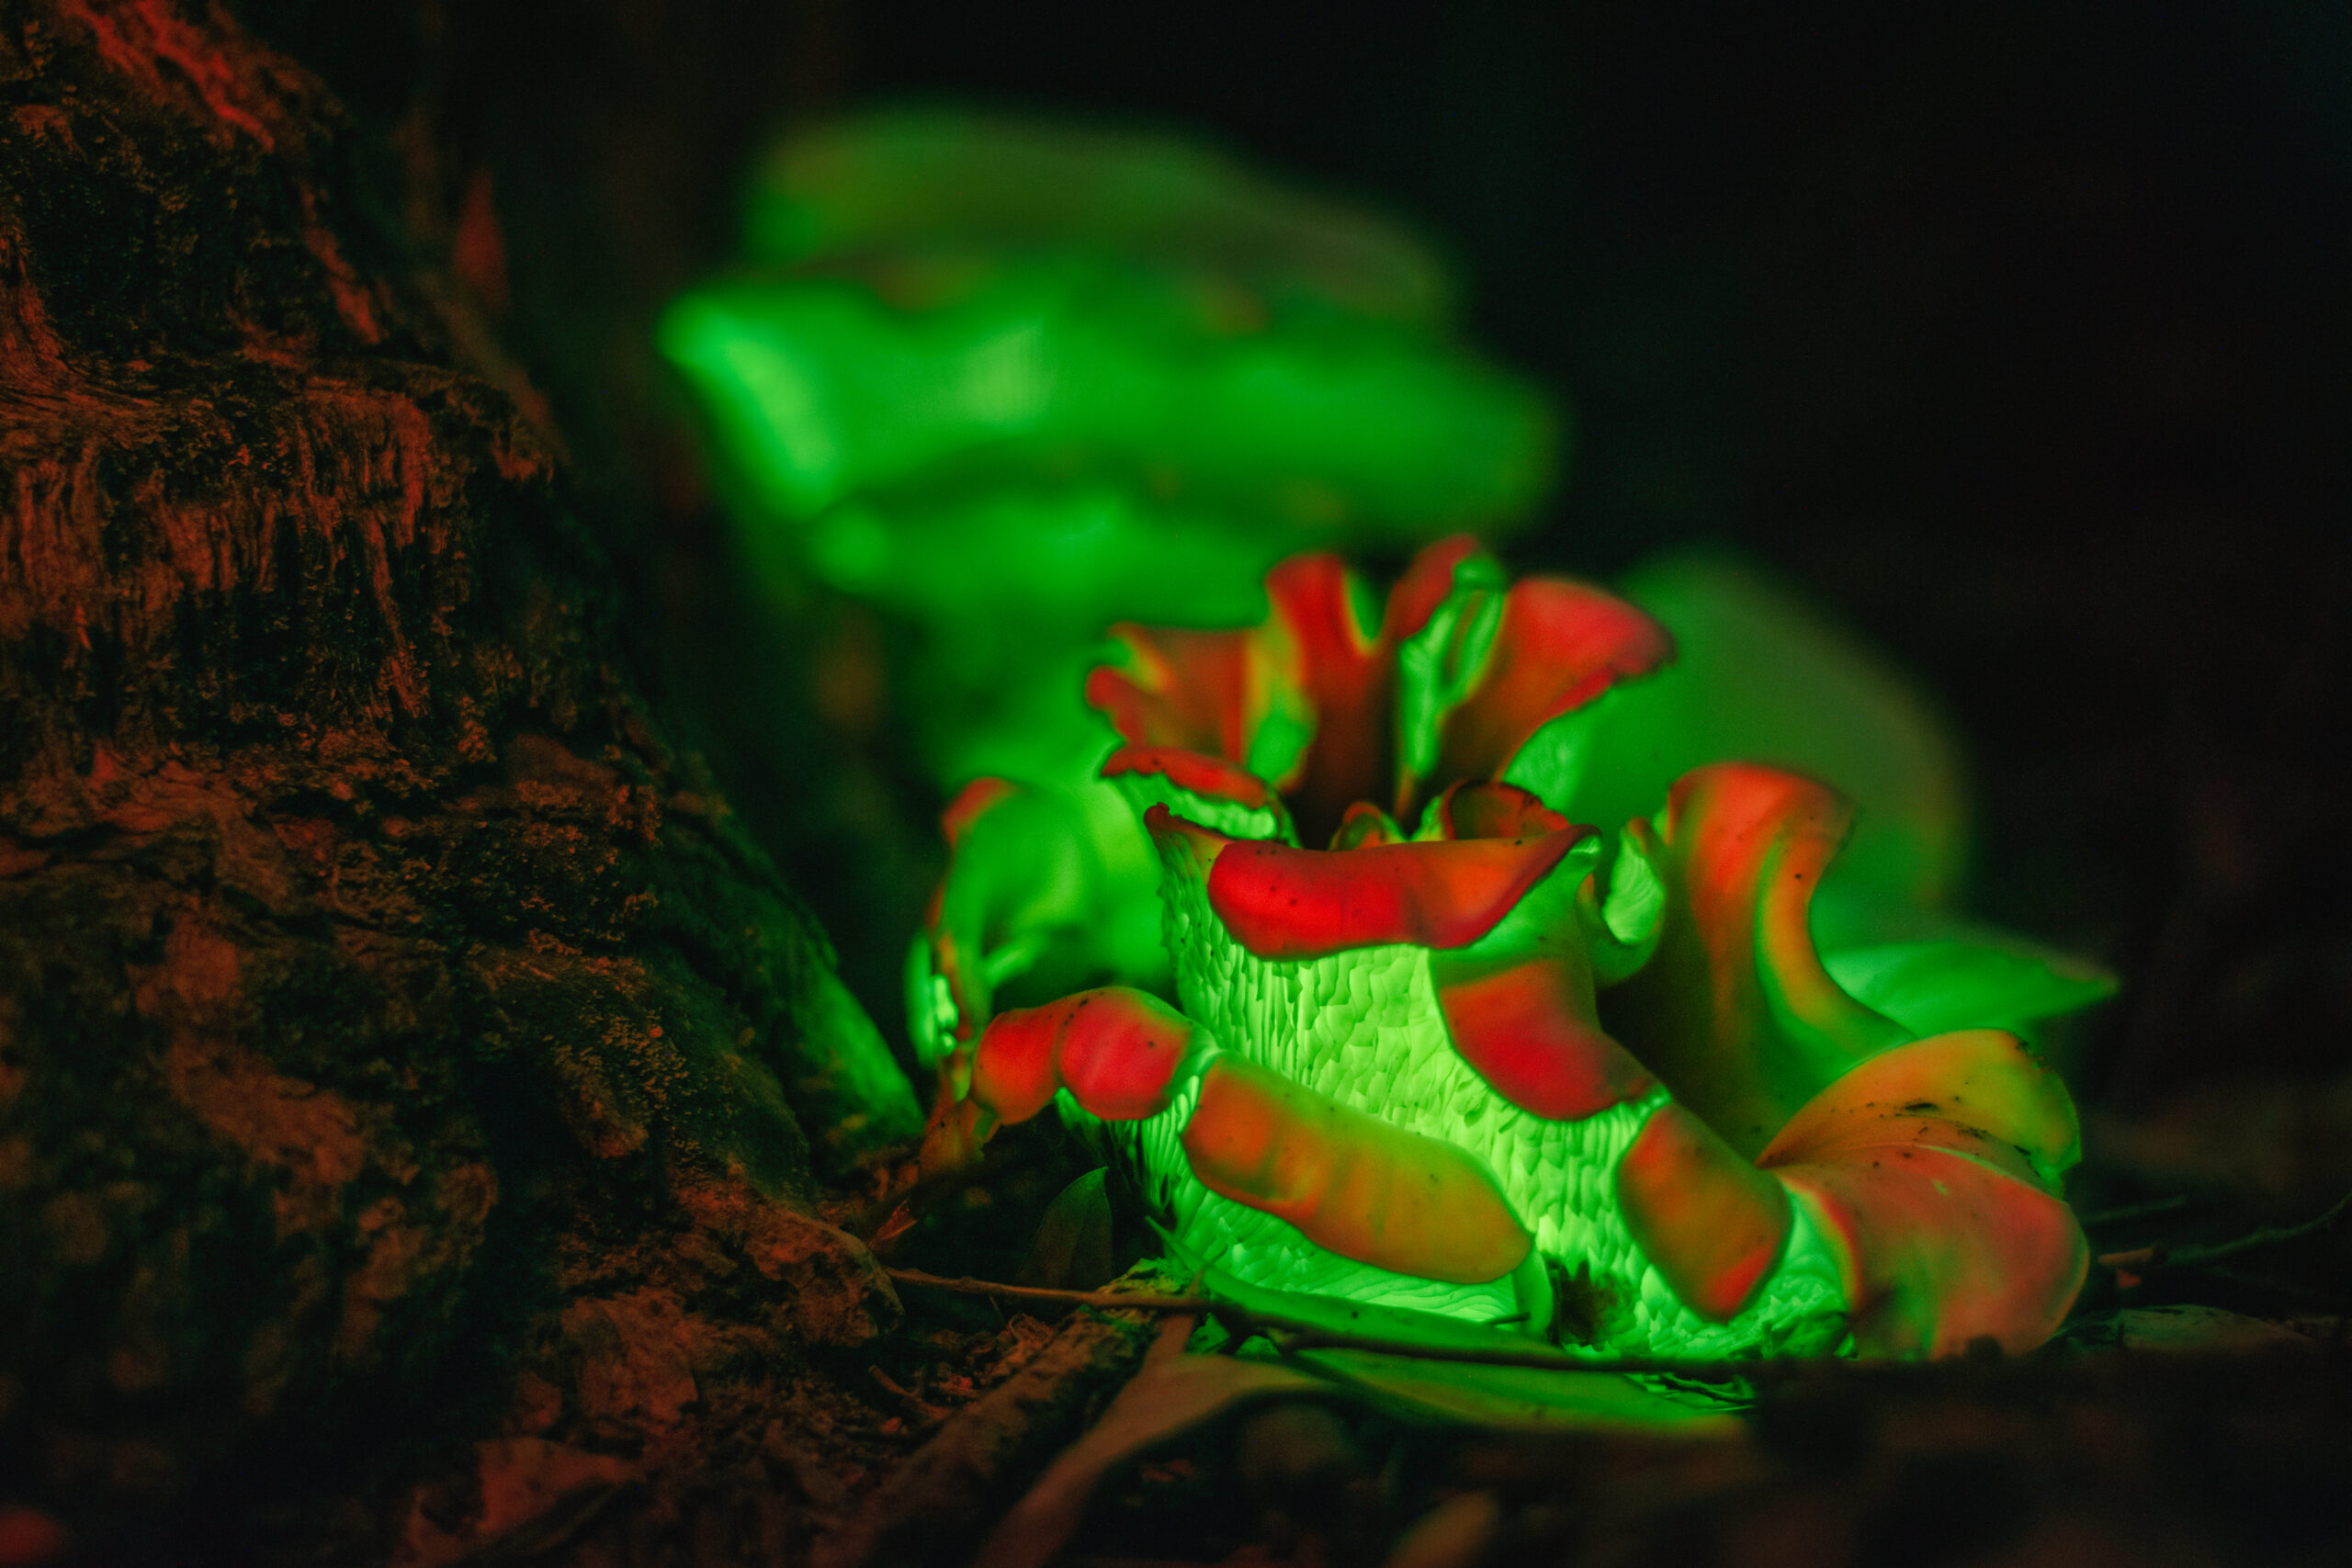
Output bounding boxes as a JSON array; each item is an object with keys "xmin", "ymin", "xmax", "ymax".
[{"xmin": 923, "ymin": 539, "xmax": 2107, "ymax": 1360}]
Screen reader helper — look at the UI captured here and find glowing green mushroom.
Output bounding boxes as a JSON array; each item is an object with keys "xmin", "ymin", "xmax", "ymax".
[
  {"xmin": 662, "ymin": 114, "xmax": 2115, "ymax": 1367},
  {"xmin": 947, "ymin": 540, "xmax": 2109, "ymax": 1362},
  {"xmin": 662, "ymin": 111, "xmax": 1562, "ymax": 1041}
]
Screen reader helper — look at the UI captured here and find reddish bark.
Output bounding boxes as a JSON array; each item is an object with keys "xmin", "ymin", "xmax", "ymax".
[{"xmin": 0, "ymin": 1, "xmax": 916, "ymax": 1554}]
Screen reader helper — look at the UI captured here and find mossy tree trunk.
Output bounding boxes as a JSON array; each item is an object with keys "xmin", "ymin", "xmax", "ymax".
[{"xmin": 0, "ymin": 1, "xmax": 917, "ymax": 1554}]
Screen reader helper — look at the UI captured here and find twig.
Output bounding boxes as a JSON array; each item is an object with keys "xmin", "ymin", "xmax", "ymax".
[
  {"xmin": 2098, "ymin": 1189, "xmax": 2352, "ymax": 1278},
  {"xmin": 869, "ymin": 1364, "xmax": 952, "ymax": 1424},
  {"xmin": 2080, "ymin": 1194, "xmax": 2193, "ymax": 1228},
  {"xmin": 2199, "ymin": 1265, "xmax": 2341, "ymax": 1305},
  {"xmin": 887, "ymin": 1268, "xmax": 1826, "ymax": 1383},
  {"xmin": 1256, "ymin": 1327, "xmax": 1790, "ymax": 1382},
  {"xmin": 886, "ymin": 1268, "xmax": 1216, "ymax": 1314}
]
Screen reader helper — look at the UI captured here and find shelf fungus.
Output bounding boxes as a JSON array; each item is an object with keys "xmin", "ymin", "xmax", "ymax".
[{"xmin": 919, "ymin": 538, "xmax": 2103, "ymax": 1360}]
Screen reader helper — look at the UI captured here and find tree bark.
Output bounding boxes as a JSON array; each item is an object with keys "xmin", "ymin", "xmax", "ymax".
[{"xmin": 0, "ymin": 0, "xmax": 917, "ymax": 1553}]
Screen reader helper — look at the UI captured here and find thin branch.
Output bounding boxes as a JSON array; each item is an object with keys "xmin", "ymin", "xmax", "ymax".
[
  {"xmin": 2079, "ymin": 1194, "xmax": 2193, "ymax": 1229},
  {"xmin": 885, "ymin": 1268, "xmax": 1216, "ymax": 1314},
  {"xmin": 868, "ymin": 1363, "xmax": 953, "ymax": 1424},
  {"xmin": 1255, "ymin": 1327, "xmax": 1790, "ymax": 1382},
  {"xmin": 2098, "ymin": 1189, "xmax": 2352, "ymax": 1277},
  {"xmin": 2198, "ymin": 1265, "xmax": 2342, "ymax": 1306},
  {"xmin": 885, "ymin": 1268, "xmax": 1824, "ymax": 1383}
]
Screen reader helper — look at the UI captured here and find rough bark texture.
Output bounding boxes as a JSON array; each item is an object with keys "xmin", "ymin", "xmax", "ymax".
[{"xmin": 0, "ymin": 0, "xmax": 916, "ymax": 1552}]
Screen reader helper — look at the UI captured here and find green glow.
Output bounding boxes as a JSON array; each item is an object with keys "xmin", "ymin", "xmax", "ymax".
[
  {"xmin": 1190, "ymin": 1271, "xmax": 1741, "ymax": 1427},
  {"xmin": 1538, "ymin": 553, "xmax": 1970, "ymax": 907},
  {"xmin": 672, "ymin": 117, "xmax": 2109, "ymax": 1366},
  {"xmin": 1109, "ymin": 767, "xmax": 1292, "ymax": 846},
  {"xmin": 662, "ymin": 265, "xmax": 1551, "ymax": 537},
  {"xmin": 739, "ymin": 110, "xmax": 1454, "ymax": 326},
  {"xmin": 1394, "ymin": 550, "xmax": 1509, "ymax": 791},
  {"xmin": 666, "ymin": 115, "xmax": 1561, "ymax": 1032},
  {"xmin": 904, "ymin": 769, "xmax": 1169, "ymax": 1070},
  {"xmin": 1824, "ymin": 938, "xmax": 2117, "ymax": 1043},
  {"xmin": 1595, "ymin": 826, "xmax": 1665, "ymax": 952},
  {"xmin": 956, "ymin": 544, "xmax": 2109, "ymax": 1363},
  {"xmin": 1513, "ymin": 555, "xmax": 2117, "ymax": 1040},
  {"xmin": 661, "ymin": 110, "xmax": 1555, "ymax": 646},
  {"xmin": 1136, "ymin": 816, "xmax": 1850, "ymax": 1359}
]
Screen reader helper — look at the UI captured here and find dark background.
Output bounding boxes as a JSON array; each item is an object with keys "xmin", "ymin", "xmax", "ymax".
[{"xmin": 247, "ymin": 0, "xmax": 2352, "ymax": 1149}]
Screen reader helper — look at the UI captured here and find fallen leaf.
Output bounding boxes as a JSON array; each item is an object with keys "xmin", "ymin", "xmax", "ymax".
[
  {"xmin": 1289, "ymin": 1348, "xmax": 1742, "ymax": 1434},
  {"xmin": 1380, "ymin": 1490, "xmax": 1504, "ymax": 1568},
  {"xmin": 970, "ymin": 1353, "xmax": 1324, "ymax": 1568},
  {"xmin": 393, "ymin": 1438, "xmax": 640, "ymax": 1568},
  {"xmin": 2105, "ymin": 1305, "xmax": 2343, "ymax": 1355}
]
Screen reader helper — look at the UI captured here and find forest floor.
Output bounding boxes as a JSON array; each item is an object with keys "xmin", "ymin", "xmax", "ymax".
[{"xmin": 628, "ymin": 1118, "xmax": 2352, "ymax": 1568}]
